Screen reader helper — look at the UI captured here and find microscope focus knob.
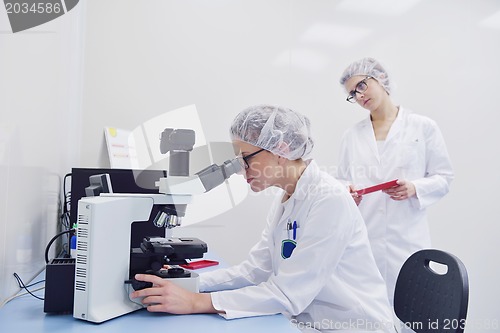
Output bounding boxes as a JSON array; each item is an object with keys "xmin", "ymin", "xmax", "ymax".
[{"xmin": 131, "ymin": 279, "xmax": 153, "ymax": 291}]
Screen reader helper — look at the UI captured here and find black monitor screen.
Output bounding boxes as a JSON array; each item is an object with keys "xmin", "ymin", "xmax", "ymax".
[{"xmin": 70, "ymin": 168, "xmax": 168, "ymax": 248}]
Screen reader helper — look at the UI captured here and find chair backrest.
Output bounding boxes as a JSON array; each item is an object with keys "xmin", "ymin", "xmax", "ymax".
[{"xmin": 394, "ymin": 249, "xmax": 469, "ymax": 333}]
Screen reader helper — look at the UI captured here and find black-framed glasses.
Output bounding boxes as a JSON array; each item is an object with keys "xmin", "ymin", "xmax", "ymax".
[
  {"xmin": 239, "ymin": 148, "xmax": 266, "ymax": 169},
  {"xmin": 346, "ymin": 76, "xmax": 373, "ymax": 103}
]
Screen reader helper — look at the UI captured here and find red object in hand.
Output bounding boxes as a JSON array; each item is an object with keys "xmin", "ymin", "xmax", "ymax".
[
  {"xmin": 180, "ymin": 260, "xmax": 219, "ymax": 270},
  {"xmin": 355, "ymin": 179, "xmax": 399, "ymax": 196}
]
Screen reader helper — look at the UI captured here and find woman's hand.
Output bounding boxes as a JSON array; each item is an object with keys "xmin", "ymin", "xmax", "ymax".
[
  {"xmin": 348, "ymin": 184, "xmax": 362, "ymax": 206},
  {"xmin": 383, "ymin": 179, "xmax": 416, "ymax": 201},
  {"xmin": 130, "ymin": 274, "xmax": 218, "ymax": 314}
]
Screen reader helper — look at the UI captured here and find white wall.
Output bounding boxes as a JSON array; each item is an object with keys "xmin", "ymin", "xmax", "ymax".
[
  {"xmin": 79, "ymin": 0, "xmax": 500, "ymax": 330},
  {"xmin": 78, "ymin": 0, "xmax": 500, "ymax": 329},
  {"xmin": 1, "ymin": 0, "xmax": 499, "ymax": 330},
  {"xmin": 0, "ymin": 5, "xmax": 85, "ymax": 305}
]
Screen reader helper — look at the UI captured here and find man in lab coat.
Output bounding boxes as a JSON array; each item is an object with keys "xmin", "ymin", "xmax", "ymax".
[
  {"xmin": 337, "ymin": 57, "xmax": 454, "ymax": 309},
  {"xmin": 132, "ymin": 104, "xmax": 396, "ymax": 332}
]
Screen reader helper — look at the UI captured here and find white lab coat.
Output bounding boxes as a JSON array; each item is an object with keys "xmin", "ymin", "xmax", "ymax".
[
  {"xmin": 200, "ymin": 160, "xmax": 395, "ymax": 332},
  {"xmin": 336, "ymin": 107, "xmax": 454, "ymax": 304}
]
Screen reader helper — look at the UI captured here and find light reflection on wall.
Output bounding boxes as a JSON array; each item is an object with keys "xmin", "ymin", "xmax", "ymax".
[{"xmin": 110, "ymin": 105, "xmax": 248, "ymax": 227}]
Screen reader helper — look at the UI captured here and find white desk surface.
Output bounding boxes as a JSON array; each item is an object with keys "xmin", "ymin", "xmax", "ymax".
[{"xmin": 0, "ymin": 259, "xmax": 300, "ymax": 333}]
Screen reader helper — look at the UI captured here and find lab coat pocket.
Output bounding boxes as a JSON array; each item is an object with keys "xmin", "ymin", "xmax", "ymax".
[
  {"xmin": 281, "ymin": 239, "xmax": 296, "ymax": 259},
  {"xmin": 276, "ymin": 224, "xmax": 297, "ymax": 260},
  {"xmin": 396, "ymin": 141, "xmax": 420, "ymax": 168}
]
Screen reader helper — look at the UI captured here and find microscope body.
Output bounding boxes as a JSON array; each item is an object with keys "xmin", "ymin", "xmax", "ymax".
[
  {"xmin": 73, "ymin": 193, "xmax": 203, "ymax": 323},
  {"xmin": 73, "ymin": 128, "xmax": 242, "ymax": 323}
]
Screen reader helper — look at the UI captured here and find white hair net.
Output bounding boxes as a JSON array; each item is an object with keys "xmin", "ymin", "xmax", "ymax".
[
  {"xmin": 229, "ymin": 104, "xmax": 314, "ymax": 160},
  {"xmin": 339, "ymin": 57, "xmax": 391, "ymax": 94}
]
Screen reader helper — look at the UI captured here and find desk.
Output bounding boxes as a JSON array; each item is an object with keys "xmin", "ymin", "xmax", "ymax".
[{"xmin": 0, "ymin": 261, "xmax": 300, "ymax": 333}]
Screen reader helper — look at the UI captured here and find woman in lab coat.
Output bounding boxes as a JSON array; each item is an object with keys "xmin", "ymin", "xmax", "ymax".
[
  {"xmin": 132, "ymin": 104, "xmax": 396, "ymax": 332},
  {"xmin": 337, "ymin": 57, "xmax": 454, "ymax": 306}
]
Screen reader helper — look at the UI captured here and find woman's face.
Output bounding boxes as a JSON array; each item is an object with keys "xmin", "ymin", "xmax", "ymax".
[
  {"xmin": 233, "ymin": 140, "xmax": 280, "ymax": 192},
  {"xmin": 344, "ymin": 75, "xmax": 387, "ymax": 111}
]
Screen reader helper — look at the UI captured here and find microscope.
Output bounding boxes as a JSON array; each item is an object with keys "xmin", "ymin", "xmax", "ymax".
[{"xmin": 73, "ymin": 128, "xmax": 242, "ymax": 323}]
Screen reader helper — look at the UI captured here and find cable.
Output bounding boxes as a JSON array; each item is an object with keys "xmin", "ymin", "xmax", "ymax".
[
  {"xmin": 63, "ymin": 173, "xmax": 72, "ymax": 215},
  {"xmin": 55, "ymin": 173, "xmax": 73, "ymax": 258},
  {"xmin": 23, "ymin": 278, "xmax": 45, "ymax": 288},
  {"xmin": 45, "ymin": 229, "xmax": 75, "ymax": 264},
  {"xmin": 12, "ymin": 273, "xmax": 44, "ymax": 301},
  {"xmin": 0, "ymin": 286, "xmax": 46, "ymax": 307},
  {"xmin": 60, "ymin": 173, "xmax": 72, "ymax": 231}
]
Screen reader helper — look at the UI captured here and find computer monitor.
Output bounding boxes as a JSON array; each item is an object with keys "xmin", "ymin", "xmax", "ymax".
[
  {"xmin": 70, "ymin": 168, "xmax": 168, "ymax": 248},
  {"xmin": 85, "ymin": 173, "xmax": 113, "ymax": 197}
]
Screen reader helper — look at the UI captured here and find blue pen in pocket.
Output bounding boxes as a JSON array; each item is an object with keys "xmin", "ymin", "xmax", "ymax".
[{"xmin": 281, "ymin": 219, "xmax": 297, "ymax": 259}]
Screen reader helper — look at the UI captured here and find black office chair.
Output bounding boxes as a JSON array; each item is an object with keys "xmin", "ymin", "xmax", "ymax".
[{"xmin": 394, "ymin": 249, "xmax": 469, "ymax": 333}]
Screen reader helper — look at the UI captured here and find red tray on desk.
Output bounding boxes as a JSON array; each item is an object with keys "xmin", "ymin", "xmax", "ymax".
[
  {"xmin": 180, "ymin": 260, "xmax": 219, "ymax": 270},
  {"xmin": 355, "ymin": 179, "xmax": 399, "ymax": 196}
]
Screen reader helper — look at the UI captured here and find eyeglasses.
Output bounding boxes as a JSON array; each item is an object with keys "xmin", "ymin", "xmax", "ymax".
[
  {"xmin": 346, "ymin": 76, "xmax": 373, "ymax": 103},
  {"xmin": 238, "ymin": 148, "xmax": 266, "ymax": 169}
]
